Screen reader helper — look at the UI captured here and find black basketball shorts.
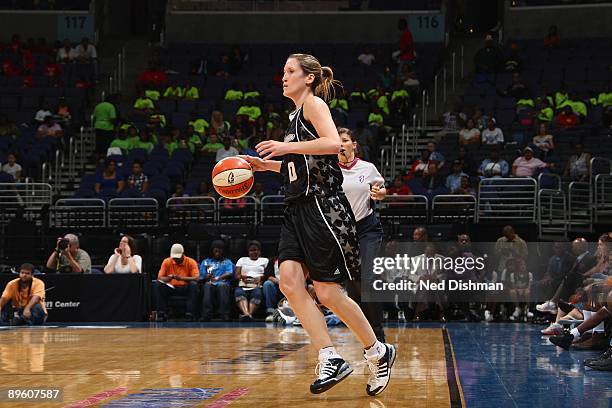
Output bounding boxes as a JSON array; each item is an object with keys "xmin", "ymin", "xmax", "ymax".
[{"xmin": 278, "ymin": 194, "xmax": 360, "ymax": 283}]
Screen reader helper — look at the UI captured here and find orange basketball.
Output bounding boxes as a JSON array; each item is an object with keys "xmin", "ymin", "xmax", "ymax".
[{"xmin": 212, "ymin": 156, "xmax": 254, "ymax": 199}]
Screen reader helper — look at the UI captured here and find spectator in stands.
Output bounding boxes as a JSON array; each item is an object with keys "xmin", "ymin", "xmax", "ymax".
[
  {"xmin": 189, "ymin": 111, "xmax": 210, "ymax": 136},
  {"xmin": 93, "ymin": 94, "xmax": 118, "ymax": 155},
  {"xmin": 536, "ymin": 242, "xmax": 574, "ymax": 312},
  {"xmin": 133, "ymin": 89, "xmax": 155, "ymax": 115},
  {"xmin": 109, "ymin": 130, "xmax": 131, "ymax": 155},
  {"xmin": 544, "ymin": 25, "xmax": 560, "ymax": 48},
  {"xmin": 426, "ymin": 141, "xmax": 445, "ymax": 168},
  {"xmin": 500, "ymin": 71, "xmax": 529, "ymax": 99},
  {"xmin": 479, "ymin": 147, "xmax": 509, "ymax": 178},
  {"xmin": 35, "ymin": 103, "xmax": 53, "ymax": 123},
  {"xmin": 215, "ymin": 137, "xmax": 239, "ymax": 162},
  {"xmin": 130, "ymin": 129, "xmax": 155, "ymax": 154},
  {"xmin": 235, "ymin": 241, "xmax": 269, "ymax": 322},
  {"xmin": 421, "ymin": 162, "xmax": 448, "ymax": 195},
  {"xmin": 481, "ymin": 118, "xmax": 504, "ymax": 145},
  {"xmin": 388, "ymin": 175, "xmax": 412, "ymax": 196},
  {"xmin": 504, "ymin": 43, "xmax": 522, "ymax": 72},
  {"xmin": 494, "ymin": 226, "xmax": 528, "ymax": 279},
  {"xmin": 45, "ymin": 234, "xmax": 92, "ymax": 273},
  {"xmin": 457, "ymin": 146, "xmax": 477, "ymax": 175},
  {"xmin": 36, "ymin": 116, "xmax": 63, "ymax": 139},
  {"xmin": 95, "ymin": 159, "xmax": 125, "ymax": 196},
  {"xmin": 201, "ymin": 134, "xmax": 224, "ymax": 155},
  {"xmin": 229, "ymin": 45, "xmax": 246, "ymax": 75},
  {"xmin": 446, "ymin": 160, "xmax": 469, "ymax": 194},
  {"xmin": 512, "ymin": 146, "xmax": 552, "ymax": 177},
  {"xmin": 163, "ymin": 80, "xmax": 183, "ymax": 100},
  {"xmin": 127, "ymin": 161, "xmax": 149, "ymax": 194},
  {"xmin": 183, "ymin": 80, "xmax": 199, "ymax": 100},
  {"xmin": 0, "ymin": 115, "xmax": 20, "ymax": 139},
  {"xmin": 555, "ymin": 105, "xmax": 578, "ymax": 129},
  {"xmin": 1, "ymin": 153, "xmax": 22, "ymax": 181},
  {"xmin": 263, "ymin": 257, "xmax": 280, "ymax": 321},
  {"xmin": 249, "ymin": 182, "xmax": 266, "ymax": 204},
  {"xmin": 0, "ymin": 263, "xmax": 46, "ymax": 326},
  {"xmin": 56, "ymin": 99, "xmax": 72, "ymax": 126},
  {"xmin": 75, "ymin": 37, "xmax": 97, "ymax": 63},
  {"xmin": 42, "ymin": 59, "xmax": 62, "ymax": 81},
  {"xmin": 532, "ymin": 123, "xmax": 554, "ymax": 158},
  {"xmin": 209, "ymin": 110, "xmax": 230, "ymax": 136},
  {"xmin": 454, "ymin": 176, "xmax": 476, "ymax": 197},
  {"xmin": 357, "ymin": 46, "xmax": 375, "ymax": 66},
  {"xmin": 508, "ymin": 258, "xmax": 533, "ymax": 322},
  {"xmin": 200, "ymin": 240, "xmax": 234, "ymax": 321},
  {"xmin": 104, "ymin": 235, "xmax": 142, "ymax": 274},
  {"xmin": 56, "ymin": 39, "xmax": 76, "ymax": 63},
  {"xmin": 198, "ymin": 180, "xmax": 217, "ymax": 198},
  {"xmin": 154, "ymin": 244, "xmax": 199, "ymax": 321},
  {"xmin": 396, "ymin": 18, "xmax": 416, "ymax": 75},
  {"xmin": 564, "ymin": 142, "xmax": 591, "ymax": 181},
  {"xmin": 407, "ymin": 149, "xmax": 430, "ymax": 180},
  {"xmin": 472, "ymin": 107, "xmax": 489, "ymax": 131},
  {"xmin": 172, "ymin": 183, "xmax": 188, "ymax": 198},
  {"xmin": 474, "ymin": 34, "xmax": 503, "ymax": 74},
  {"xmin": 459, "ymin": 118, "xmax": 481, "ymax": 146}
]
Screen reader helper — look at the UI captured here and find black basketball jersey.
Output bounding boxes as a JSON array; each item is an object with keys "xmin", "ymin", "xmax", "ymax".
[{"xmin": 281, "ymin": 107, "xmax": 344, "ymax": 202}]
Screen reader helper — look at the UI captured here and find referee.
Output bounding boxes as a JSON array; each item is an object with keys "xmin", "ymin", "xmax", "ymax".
[{"xmin": 337, "ymin": 127, "xmax": 386, "ymax": 342}]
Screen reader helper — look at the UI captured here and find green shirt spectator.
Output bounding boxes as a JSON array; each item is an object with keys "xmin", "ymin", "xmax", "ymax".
[
  {"xmin": 350, "ymin": 91, "xmax": 367, "ymax": 102},
  {"xmin": 134, "ymin": 97, "xmax": 154, "ymax": 110},
  {"xmin": 150, "ymin": 113, "xmax": 167, "ymax": 128},
  {"xmin": 368, "ymin": 112, "xmax": 384, "ymax": 126},
  {"xmin": 110, "ymin": 137, "xmax": 131, "ymax": 154},
  {"xmin": 377, "ymin": 95, "xmax": 390, "ymax": 115},
  {"xmin": 330, "ymin": 98, "xmax": 349, "ymax": 111},
  {"xmin": 145, "ymin": 89, "xmax": 161, "ymax": 101},
  {"xmin": 236, "ymin": 105, "xmax": 262, "ymax": 121},
  {"xmin": 187, "ymin": 134, "xmax": 203, "ymax": 153},
  {"xmin": 130, "ymin": 132, "xmax": 155, "ymax": 153},
  {"xmin": 202, "ymin": 134, "xmax": 224, "ymax": 153},
  {"xmin": 224, "ymin": 89, "xmax": 243, "ymax": 101},
  {"xmin": 93, "ymin": 101, "xmax": 116, "ymax": 131},
  {"xmin": 391, "ymin": 89, "xmax": 409, "ymax": 102},
  {"xmin": 516, "ymin": 98, "xmax": 535, "ymax": 108},
  {"xmin": 184, "ymin": 86, "xmax": 200, "ymax": 100},
  {"xmin": 244, "ymin": 90, "xmax": 260, "ymax": 100},
  {"xmin": 537, "ymin": 107, "xmax": 554, "ymax": 122},
  {"xmin": 165, "ymin": 140, "xmax": 179, "ymax": 155},
  {"xmin": 189, "ymin": 118, "xmax": 210, "ymax": 135},
  {"xmin": 163, "ymin": 86, "xmax": 184, "ymax": 99},
  {"xmin": 554, "ymin": 91, "xmax": 568, "ymax": 108},
  {"xmin": 558, "ymin": 99, "xmax": 587, "ymax": 117}
]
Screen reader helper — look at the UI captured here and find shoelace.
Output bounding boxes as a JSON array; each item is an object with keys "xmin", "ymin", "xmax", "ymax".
[
  {"xmin": 315, "ymin": 360, "xmax": 336, "ymax": 380},
  {"xmin": 367, "ymin": 358, "xmax": 389, "ymax": 380}
]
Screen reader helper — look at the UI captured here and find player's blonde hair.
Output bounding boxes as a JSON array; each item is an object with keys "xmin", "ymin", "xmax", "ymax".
[{"xmin": 288, "ymin": 53, "xmax": 341, "ymax": 102}]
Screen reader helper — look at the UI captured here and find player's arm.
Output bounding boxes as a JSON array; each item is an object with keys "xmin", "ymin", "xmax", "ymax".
[
  {"xmin": 256, "ymin": 97, "xmax": 341, "ymax": 159},
  {"xmin": 239, "ymin": 155, "xmax": 282, "ymax": 173}
]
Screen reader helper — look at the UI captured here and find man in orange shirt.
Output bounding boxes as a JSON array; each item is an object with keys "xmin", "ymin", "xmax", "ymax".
[
  {"xmin": 153, "ymin": 244, "xmax": 199, "ymax": 322},
  {"xmin": 0, "ymin": 264, "xmax": 47, "ymax": 325}
]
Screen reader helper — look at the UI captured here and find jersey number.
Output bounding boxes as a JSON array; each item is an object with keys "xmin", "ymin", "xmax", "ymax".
[{"xmin": 288, "ymin": 162, "xmax": 297, "ymax": 182}]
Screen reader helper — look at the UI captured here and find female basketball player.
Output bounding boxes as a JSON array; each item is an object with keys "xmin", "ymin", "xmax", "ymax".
[
  {"xmin": 241, "ymin": 54, "xmax": 395, "ymax": 396},
  {"xmin": 337, "ymin": 128, "xmax": 387, "ymax": 343}
]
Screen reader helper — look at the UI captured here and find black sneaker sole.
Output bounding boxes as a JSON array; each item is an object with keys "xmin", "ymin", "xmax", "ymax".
[
  {"xmin": 367, "ymin": 344, "xmax": 397, "ymax": 396},
  {"xmin": 310, "ymin": 364, "xmax": 353, "ymax": 394}
]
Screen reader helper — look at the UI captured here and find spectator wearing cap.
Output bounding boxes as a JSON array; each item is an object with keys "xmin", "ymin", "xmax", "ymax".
[
  {"xmin": 200, "ymin": 241, "xmax": 234, "ymax": 321},
  {"xmin": 234, "ymin": 241, "xmax": 269, "ymax": 322},
  {"xmin": 0, "ymin": 263, "xmax": 47, "ymax": 325},
  {"xmin": 512, "ymin": 146, "xmax": 552, "ymax": 178},
  {"xmin": 153, "ymin": 244, "xmax": 199, "ymax": 322},
  {"xmin": 446, "ymin": 160, "xmax": 469, "ymax": 194},
  {"xmin": 481, "ymin": 118, "xmax": 504, "ymax": 145}
]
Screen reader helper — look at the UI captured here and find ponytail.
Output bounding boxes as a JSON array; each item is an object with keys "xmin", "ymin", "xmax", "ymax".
[{"xmin": 315, "ymin": 66, "xmax": 342, "ymax": 102}]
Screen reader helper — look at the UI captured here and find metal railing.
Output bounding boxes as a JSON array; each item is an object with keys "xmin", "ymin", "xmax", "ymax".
[
  {"xmin": 431, "ymin": 194, "xmax": 476, "ymax": 223},
  {"xmin": 568, "ymin": 181, "xmax": 592, "ymax": 232},
  {"xmin": 260, "ymin": 195, "xmax": 286, "ymax": 224},
  {"xmin": 167, "ymin": 196, "xmax": 217, "ymax": 226},
  {"xmin": 51, "ymin": 198, "xmax": 106, "ymax": 229},
  {"xmin": 476, "ymin": 178, "xmax": 538, "ymax": 222},
  {"xmin": 538, "ymin": 189, "xmax": 567, "ymax": 239},
  {"xmin": 593, "ymin": 174, "xmax": 612, "ymax": 223},
  {"xmin": 108, "ymin": 198, "xmax": 159, "ymax": 228},
  {"xmin": 217, "ymin": 196, "xmax": 258, "ymax": 224},
  {"xmin": 0, "ymin": 182, "xmax": 53, "ymax": 226},
  {"xmin": 590, "ymin": 156, "xmax": 612, "ymax": 178},
  {"xmin": 379, "ymin": 195, "xmax": 429, "ymax": 225}
]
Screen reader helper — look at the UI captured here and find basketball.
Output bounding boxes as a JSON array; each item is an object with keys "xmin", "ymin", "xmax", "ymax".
[{"xmin": 212, "ymin": 156, "xmax": 254, "ymax": 199}]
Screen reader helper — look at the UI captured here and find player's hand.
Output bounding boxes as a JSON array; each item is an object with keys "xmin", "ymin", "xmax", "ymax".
[
  {"xmin": 238, "ymin": 155, "xmax": 267, "ymax": 172},
  {"xmin": 370, "ymin": 183, "xmax": 386, "ymax": 201},
  {"xmin": 255, "ymin": 140, "xmax": 290, "ymax": 160}
]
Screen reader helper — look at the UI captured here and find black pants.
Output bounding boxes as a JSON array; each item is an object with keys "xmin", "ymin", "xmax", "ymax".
[
  {"xmin": 95, "ymin": 129, "xmax": 114, "ymax": 155},
  {"xmin": 346, "ymin": 212, "xmax": 385, "ymax": 343},
  {"xmin": 153, "ymin": 280, "xmax": 199, "ymax": 316},
  {"xmin": 201, "ymin": 282, "xmax": 232, "ymax": 320}
]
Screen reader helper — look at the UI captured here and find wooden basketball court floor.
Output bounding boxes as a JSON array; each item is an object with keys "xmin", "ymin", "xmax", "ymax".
[{"xmin": 0, "ymin": 322, "xmax": 610, "ymax": 407}]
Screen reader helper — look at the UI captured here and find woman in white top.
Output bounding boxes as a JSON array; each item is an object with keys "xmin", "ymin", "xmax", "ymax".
[
  {"xmin": 235, "ymin": 240, "xmax": 269, "ymax": 321},
  {"xmin": 337, "ymin": 128, "xmax": 387, "ymax": 342},
  {"xmin": 459, "ymin": 118, "xmax": 481, "ymax": 146},
  {"xmin": 104, "ymin": 235, "xmax": 142, "ymax": 274},
  {"xmin": 532, "ymin": 123, "xmax": 554, "ymax": 157}
]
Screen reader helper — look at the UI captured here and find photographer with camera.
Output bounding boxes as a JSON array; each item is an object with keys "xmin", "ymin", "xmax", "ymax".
[
  {"xmin": 45, "ymin": 234, "xmax": 92, "ymax": 273},
  {"xmin": 0, "ymin": 263, "xmax": 47, "ymax": 325}
]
